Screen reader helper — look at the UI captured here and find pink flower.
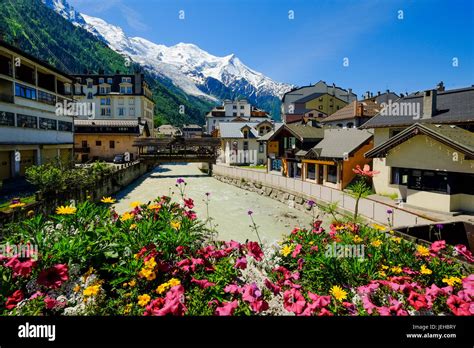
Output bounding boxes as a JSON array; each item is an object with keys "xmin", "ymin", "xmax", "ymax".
[
  {"xmin": 455, "ymin": 244, "xmax": 474, "ymax": 263},
  {"xmin": 176, "ymin": 259, "xmax": 191, "ymax": 272},
  {"xmin": 352, "ymin": 164, "xmax": 380, "ymax": 177},
  {"xmin": 430, "ymin": 240, "xmax": 446, "ymax": 253},
  {"xmin": 225, "ymin": 240, "xmax": 241, "ymax": 250},
  {"xmin": 264, "ymin": 279, "xmax": 281, "ymax": 295},
  {"xmin": 190, "ymin": 258, "xmax": 204, "ymax": 272},
  {"xmin": 234, "ymin": 256, "xmax": 247, "ymax": 269},
  {"xmin": 283, "ymin": 288, "xmax": 306, "ymax": 315},
  {"xmin": 183, "ymin": 198, "xmax": 194, "ymax": 209},
  {"xmin": 184, "ymin": 210, "xmax": 197, "ymax": 220},
  {"xmin": 44, "ymin": 296, "xmax": 66, "ymax": 310},
  {"xmin": 246, "ymin": 242, "xmax": 263, "ymax": 261},
  {"xmin": 241, "ymin": 283, "xmax": 268, "ymax": 313},
  {"xmin": 215, "ymin": 300, "xmax": 239, "ymax": 316},
  {"xmin": 191, "ymin": 277, "xmax": 215, "ymax": 289},
  {"xmin": 224, "ymin": 284, "xmax": 241, "ymax": 294},
  {"xmin": 447, "ymin": 295, "xmax": 471, "ymax": 316},
  {"xmin": 407, "ymin": 291, "xmax": 429, "ymax": 311},
  {"xmin": 5, "ymin": 290, "xmax": 23, "ymax": 310},
  {"xmin": 292, "ymin": 244, "xmax": 302, "ymax": 258},
  {"xmin": 307, "ymin": 292, "xmax": 331, "ymax": 308},
  {"xmin": 5, "ymin": 257, "xmax": 36, "ymax": 278},
  {"xmin": 37, "ymin": 264, "xmax": 69, "ymax": 289},
  {"xmin": 318, "ymin": 308, "xmax": 333, "ymax": 316},
  {"xmin": 149, "ymin": 285, "xmax": 187, "ymax": 316},
  {"xmin": 176, "ymin": 246, "xmax": 185, "ymax": 256}
]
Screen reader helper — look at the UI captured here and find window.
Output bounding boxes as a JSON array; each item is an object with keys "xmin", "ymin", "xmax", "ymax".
[
  {"xmin": 37, "ymin": 90, "xmax": 56, "ymax": 105},
  {"xmin": 122, "ymin": 77, "xmax": 131, "ymax": 83},
  {"xmin": 15, "ymin": 84, "xmax": 36, "ymax": 100},
  {"xmin": 39, "ymin": 117, "xmax": 57, "ymax": 130},
  {"xmin": 347, "ymin": 122, "xmax": 354, "ymax": 128},
  {"xmin": 0, "ymin": 112, "xmax": 15, "ymax": 127},
  {"xmin": 243, "ymin": 141, "xmax": 249, "ymax": 151},
  {"xmin": 391, "ymin": 167, "xmax": 409, "ymax": 185},
  {"xmin": 126, "ymin": 87, "xmax": 132, "ymax": 94},
  {"xmin": 109, "ymin": 140, "xmax": 115, "ymax": 149},
  {"xmin": 17, "ymin": 114, "xmax": 37, "ymax": 128},
  {"xmin": 64, "ymin": 84, "xmax": 71, "ymax": 94},
  {"xmin": 107, "ymin": 78, "xmax": 113, "ymax": 84},
  {"xmin": 307, "ymin": 164, "xmax": 316, "ymax": 180},
  {"xmin": 58, "ymin": 121, "xmax": 73, "ymax": 132},
  {"xmin": 243, "ymin": 130, "xmax": 249, "ymax": 139},
  {"xmin": 408, "ymin": 170, "xmax": 448, "ymax": 194},
  {"xmin": 99, "ymin": 78, "xmax": 104, "ymax": 84},
  {"xmin": 284, "ymin": 137, "xmax": 296, "ymax": 149},
  {"xmin": 318, "ymin": 105, "xmax": 323, "ymax": 110},
  {"xmin": 119, "ymin": 107, "xmax": 125, "ymax": 116},
  {"xmin": 129, "ymin": 107, "xmax": 135, "ymax": 116},
  {"xmin": 233, "ymin": 112, "xmax": 237, "ymax": 117},
  {"xmin": 87, "ymin": 92, "xmax": 93, "ymax": 99},
  {"xmin": 233, "ymin": 105, "xmax": 237, "ymax": 109},
  {"xmin": 101, "ymin": 108, "xmax": 111, "ymax": 116},
  {"xmin": 75, "ymin": 85, "xmax": 81, "ymax": 94},
  {"xmin": 87, "ymin": 80, "xmax": 93, "ymax": 88},
  {"xmin": 240, "ymin": 105, "xmax": 244, "ymax": 109},
  {"xmin": 96, "ymin": 140, "xmax": 102, "ymax": 146},
  {"xmin": 327, "ymin": 165, "xmax": 338, "ymax": 183},
  {"xmin": 240, "ymin": 113, "xmax": 244, "ymax": 116},
  {"xmin": 259, "ymin": 143, "xmax": 264, "ymax": 153},
  {"xmin": 118, "ymin": 98, "xmax": 124, "ymax": 105},
  {"xmin": 81, "ymin": 140, "xmax": 88, "ymax": 148},
  {"xmin": 100, "ymin": 98, "xmax": 111, "ymax": 105},
  {"xmin": 129, "ymin": 98, "xmax": 134, "ymax": 105}
]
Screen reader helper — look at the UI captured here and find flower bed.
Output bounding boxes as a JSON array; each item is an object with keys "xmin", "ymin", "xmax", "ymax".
[{"xmin": 0, "ymin": 181, "xmax": 473, "ymax": 316}]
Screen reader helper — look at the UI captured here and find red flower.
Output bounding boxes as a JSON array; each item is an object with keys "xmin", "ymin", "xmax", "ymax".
[
  {"xmin": 292, "ymin": 244, "xmax": 302, "ymax": 258},
  {"xmin": 183, "ymin": 198, "xmax": 194, "ymax": 209},
  {"xmin": 234, "ymin": 256, "xmax": 247, "ymax": 269},
  {"xmin": 246, "ymin": 242, "xmax": 263, "ymax": 261},
  {"xmin": 5, "ymin": 257, "xmax": 36, "ymax": 278},
  {"xmin": 447, "ymin": 295, "xmax": 471, "ymax": 316},
  {"xmin": 455, "ymin": 244, "xmax": 474, "ymax": 263},
  {"xmin": 352, "ymin": 164, "xmax": 380, "ymax": 177},
  {"xmin": 145, "ymin": 285, "xmax": 187, "ymax": 316},
  {"xmin": 176, "ymin": 246, "xmax": 185, "ymax": 256},
  {"xmin": 37, "ymin": 264, "xmax": 69, "ymax": 289},
  {"xmin": 215, "ymin": 300, "xmax": 239, "ymax": 316},
  {"xmin": 407, "ymin": 291, "xmax": 429, "ymax": 311},
  {"xmin": 184, "ymin": 210, "xmax": 197, "ymax": 220},
  {"xmin": 430, "ymin": 240, "xmax": 446, "ymax": 253},
  {"xmin": 191, "ymin": 277, "xmax": 215, "ymax": 289},
  {"xmin": 264, "ymin": 279, "xmax": 281, "ymax": 295},
  {"xmin": 241, "ymin": 283, "xmax": 269, "ymax": 313},
  {"xmin": 5, "ymin": 290, "xmax": 23, "ymax": 310},
  {"xmin": 283, "ymin": 288, "xmax": 306, "ymax": 315}
]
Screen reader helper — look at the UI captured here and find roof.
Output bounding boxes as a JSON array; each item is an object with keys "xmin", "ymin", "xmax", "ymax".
[
  {"xmin": 268, "ymin": 124, "xmax": 324, "ymax": 142},
  {"xmin": 293, "ymin": 93, "xmax": 325, "ymax": 104},
  {"xmin": 360, "ymin": 87, "xmax": 474, "ymax": 128},
  {"xmin": 74, "ymin": 119, "xmax": 141, "ymax": 127},
  {"xmin": 219, "ymin": 122, "xmax": 259, "ymax": 139},
  {"xmin": 257, "ymin": 123, "xmax": 284, "ymax": 141},
  {"xmin": 321, "ymin": 100, "xmax": 380, "ymax": 123},
  {"xmin": 365, "ymin": 123, "xmax": 474, "ymax": 159},
  {"xmin": 305, "ymin": 128, "xmax": 373, "ymax": 159}
]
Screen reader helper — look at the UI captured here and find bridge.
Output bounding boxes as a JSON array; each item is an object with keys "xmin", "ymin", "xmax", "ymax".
[{"xmin": 133, "ymin": 136, "xmax": 221, "ymax": 167}]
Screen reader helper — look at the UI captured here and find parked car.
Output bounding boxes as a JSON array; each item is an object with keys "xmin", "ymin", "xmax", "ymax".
[{"xmin": 113, "ymin": 154, "xmax": 127, "ymax": 164}]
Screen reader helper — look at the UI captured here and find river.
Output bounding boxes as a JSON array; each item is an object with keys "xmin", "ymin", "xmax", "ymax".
[{"xmin": 114, "ymin": 163, "xmax": 328, "ymax": 243}]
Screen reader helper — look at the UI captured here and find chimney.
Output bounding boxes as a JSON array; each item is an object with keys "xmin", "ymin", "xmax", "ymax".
[
  {"xmin": 437, "ymin": 81, "xmax": 445, "ymax": 92},
  {"xmin": 377, "ymin": 91, "xmax": 381, "ymax": 96},
  {"xmin": 422, "ymin": 89, "xmax": 437, "ymax": 118},
  {"xmin": 358, "ymin": 102, "xmax": 364, "ymax": 116},
  {"xmin": 386, "ymin": 89, "xmax": 390, "ymax": 94},
  {"xmin": 400, "ymin": 93, "xmax": 404, "ymax": 97}
]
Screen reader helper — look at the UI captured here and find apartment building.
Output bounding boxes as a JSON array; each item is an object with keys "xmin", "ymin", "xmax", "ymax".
[
  {"xmin": 0, "ymin": 41, "xmax": 74, "ymax": 181},
  {"xmin": 71, "ymin": 72, "xmax": 155, "ymax": 161},
  {"xmin": 205, "ymin": 99, "xmax": 271, "ymax": 134}
]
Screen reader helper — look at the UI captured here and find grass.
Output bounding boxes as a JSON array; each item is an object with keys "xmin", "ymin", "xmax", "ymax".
[
  {"xmin": 0, "ymin": 194, "xmax": 36, "ymax": 211},
  {"xmin": 378, "ymin": 192, "xmax": 400, "ymax": 200}
]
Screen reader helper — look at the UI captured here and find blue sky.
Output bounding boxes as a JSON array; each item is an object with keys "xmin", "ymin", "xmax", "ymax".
[{"xmin": 69, "ymin": 0, "xmax": 474, "ymax": 97}]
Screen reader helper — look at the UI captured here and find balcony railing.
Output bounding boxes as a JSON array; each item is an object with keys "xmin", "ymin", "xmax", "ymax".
[{"xmin": 0, "ymin": 95, "xmax": 14, "ymax": 103}]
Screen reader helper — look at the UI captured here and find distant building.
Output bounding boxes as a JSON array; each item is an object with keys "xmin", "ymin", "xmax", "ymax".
[
  {"xmin": 320, "ymin": 100, "xmax": 381, "ymax": 128},
  {"xmin": 0, "ymin": 41, "xmax": 74, "ymax": 180},
  {"xmin": 71, "ymin": 72, "xmax": 155, "ymax": 161},
  {"xmin": 281, "ymin": 81, "xmax": 357, "ymax": 123},
  {"xmin": 205, "ymin": 99, "xmax": 271, "ymax": 134},
  {"xmin": 362, "ymin": 85, "xmax": 474, "ymax": 213},
  {"xmin": 157, "ymin": 124, "xmax": 182, "ymax": 137},
  {"xmin": 182, "ymin": 124, "xmax": 203, "ymax": 138},
  {"xmin": 361, "ymin": 89, "xmax": 399, "ymax": 105},
  {"xmin": 74, "ymin": 119, "xmax": 150, "ymax": 162},
  {"xmin": 218, "ymin": 120, "xmax": 282, "ymax": 166}
]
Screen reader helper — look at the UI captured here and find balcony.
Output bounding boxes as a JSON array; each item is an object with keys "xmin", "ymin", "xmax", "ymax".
[
  {"xmin": 0, "ymin": 54, "xmax": 13, "ymax": 77},
  {"xmin": 74, "ymin": 147, "xmax": 91, "ymax": 154}
]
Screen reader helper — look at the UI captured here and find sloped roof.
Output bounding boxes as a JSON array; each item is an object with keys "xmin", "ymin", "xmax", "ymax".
[
  {"xmin": 293, "ymin": 93, "xmax": 325, "ymax": 104},
  {"xmin": 321, "ymin": 100, "xmax": 380, "ymax": 123},
  {"xmin": 74, "ymin": 119, "xmax": 140, "ymax": 127},
  {"xmin": 268, "ymin": 124, "xmax": 324, "ymax": 142},
  {"xmin": 219, "ymin": 122, "xmax": 259, "ymax": 139},
  {"xmin": 360, "ymin": 87, "xmax": 474, "ymax": 128},
  {"xmin": 305, "ymin": 128, "xmax": 373, "ymax": 159},
  {"xmin": 365, "ymin": 123, "xmax": 474, "ymax": 159},
  {"xmin": 257, "ymin": 123, "xmax": 284, "ymax": 141}
]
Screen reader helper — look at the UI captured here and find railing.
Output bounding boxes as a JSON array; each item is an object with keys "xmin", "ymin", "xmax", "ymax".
[{"xmin": 213, "ymin": 164, "xmax": 434, "ymax": 227}]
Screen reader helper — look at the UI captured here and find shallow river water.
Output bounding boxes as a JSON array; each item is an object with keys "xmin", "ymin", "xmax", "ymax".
[{"xmin": 114, "ymin": 163, "xmax": 321, "ymax": 243}]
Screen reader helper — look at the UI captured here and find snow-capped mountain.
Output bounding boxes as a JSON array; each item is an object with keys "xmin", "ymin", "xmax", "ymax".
[{"xmin": 42, "ymin": 0, "xmax": 293, "ymax": 107}]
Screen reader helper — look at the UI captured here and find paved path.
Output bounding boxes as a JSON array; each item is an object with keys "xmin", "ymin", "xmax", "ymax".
[{"xmin": 114, "ymin": 163, "xmax": 329, "ymax": 243}]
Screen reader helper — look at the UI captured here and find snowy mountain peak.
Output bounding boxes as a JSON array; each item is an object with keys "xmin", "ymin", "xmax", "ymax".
[{"xmin": 43, "ymin": 0, "xmax": 293, "ymax": 108}]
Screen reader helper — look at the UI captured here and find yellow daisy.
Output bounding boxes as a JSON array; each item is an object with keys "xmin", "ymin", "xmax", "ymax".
[
  {"xmin": 420, "ymin": 264, "xmax": 432, "ymax": 275},
  {"xmin": 101, "ymin": 196, "xmax": 116, "ymax": 204},
  {"xmin": 281, "ymin": 244, "xmax": 293, "ymax": 257},
  {"xmin": 83, "ymin": 285, "xmax": 101, "ymax": 297},
  {"xmin": 130, "ymin": 201, "xmax": 142, "ymax": 208},
  {"xmin": 330, "ymin": 285, "xmax": 347, "ymax": 301},
  {"xmin": 121, "ymin": 212, "xmax": 134, "ymax": 222},
  {"xmin": 137, "ymin": 294, "xmax": 151, "ymax": 307},
  {"xmin": 56, "ymin": 205, "xmax": 77, "ymax": 215},
  {"xmin": 416, "ymin": 245, "xmax": 430, "ymax": 257},
  {"xmin": 170, "ymin": 221, "xmax": 181, "ymax": 230},
  {"xmin": 371, "ymin": 239, "xmax": 382, "ymax": 248}
]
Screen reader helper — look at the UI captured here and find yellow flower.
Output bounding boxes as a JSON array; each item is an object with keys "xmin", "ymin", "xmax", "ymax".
[
  {"xmin": 391, "ymin": 237, "xmax": 402, "ymax": 244},
  {"xmin": 391, "ymin": 266, "xmax": 403, "ymax": 274},
  {"xmin": 83, "ymin": 285, "xmax": 101, "ymax": 297},
  {"xmin": 170, "ymin": 221, "xmax": 181, "ymax": 230},
  {"xmin": 101, "ymin": 196, "xmax": 116, "ymax": 204},
  {"xmin": 73, "ymin": 284, "xmax": 81, "ymax": 293},
  {"xmin": 379, "ymin": 271, "xmax": 386, "ymax": 277},
  {"xmin": 420, "ymin": 264, "xmax": 432, "ymax": 275},
  {"xmin": 372, "ymin": 224, "xmax": 386, "ymax": 231},
  {"xmin": 156, "ymin": 283, "xmax": 169, "ymax": 294},
  {"xmin": 122, "ymin": 282, "xmax": 128, "ymax": 288},
  {"xmin": 138, "ymin": 268, "xmax": 156, "ymax": 281},
  {"xmin": 130, "ymin": 224, "xmax": 137, "ymax": 230},
  {"xmin": 389, "ymin": 230, "xmax": 395, "ymax": 234},
  {"xmin": 137, "ymin": 294, "xmax": 151, "ymax": 307},
  {"xmin": 371, "ymin": 239, "xmax": 382, "ymax": 248},
  {"xmin": 128, "ymin": 279, "xmax": 137, "ymax": 287},
  {"xmin": 442, "ymin": 276, "xmax": 462, "ymax": 287},
  {"xmin": 281, "ymin": 244, "xmax": 293, "ymax": 257},
  {"xmin": 381, "ymin": 264, "xmax": 389, "ymax": 270},
  {"xmin": 353, "ymin": 235, "xmax": 363, "ymax": 243},
  {"xmin": 330, "ymin": 285, "xmax": 347, "ymax": 301},
  {"xmin": 416, "ymin": 245, "xmax": 430, "ymax": 257},
  {"xmin": 121, "ymin": 212, "xmax": 134, "ymax": 222},
  {"xmin": 130, "ymin": 201, "xmax": 142, "ymax": 208},
  {"xmin": 56, "ymin": 205, "xmax": 77, "ymax": 215},
  {"xmin": 148, "ymin": 203, "xmax": 161, "ymax": 210},
  {"xmin": 144, "ymin": 258, "xmax": 157, "ymax": 269},
  {"xmin": 168, "ymin": 278, "xmax": 181, "ymax": 287},
  {"xmin": 27, "ymin": 210, "xmax": 35, "ymax": 217},
  {"xmin": 123, "ymin": 303, "xmax": 133, "ymax": 314},
  {"xmin": 9, "ymin": 202, "xmax": 26, "ymax": 209}
]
